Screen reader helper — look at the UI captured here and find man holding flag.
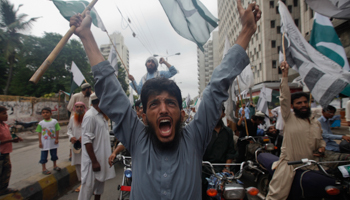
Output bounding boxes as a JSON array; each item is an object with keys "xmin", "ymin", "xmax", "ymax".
[{"xmin": 69, "ymin": 0, "xmax": 261, "ymax": 199}]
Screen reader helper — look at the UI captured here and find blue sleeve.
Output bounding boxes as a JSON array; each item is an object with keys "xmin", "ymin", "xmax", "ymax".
[
  {"xmin": 319, "ymin": 119, "xmax": 343, "ymax": 140},
  {"xmin": 329, "ymin": 115, "xmax": 341, "ymax": 124},
  {"xmin": 186, "ymin": 44, "xmax": 249, "ymax": 154},
  {"xmin": 129, "ymin": 79, "xmax": 142, "ymax": 94},
  {"xmin": 159, "ymin": 66, "xmax": 178, "ymax": 78},
  {"xmin": 93, "ymin": 61, "xmax": 144, "ymax": 154}
]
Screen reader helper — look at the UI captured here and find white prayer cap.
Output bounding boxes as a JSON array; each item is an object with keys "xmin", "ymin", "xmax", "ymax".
[
  {"xmin": 90, "ymin": 93, "xmax": 98, "ymax": 101},
  {"xmin": 145, "ymin": 57, "xmax": 159, "ymax": 68},
  {"xmin": 81, "ymin": 83, "xmax": 91, "ymax": 89},
  {"xmin": 255, "ymin": 111, "xmax": 265, "ymax": 118}
]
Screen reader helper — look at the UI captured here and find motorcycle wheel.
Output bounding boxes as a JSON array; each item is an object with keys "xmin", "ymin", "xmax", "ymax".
[{"xmin": 257, "ymin": 174, "xmax": 271, "ymax": 196}]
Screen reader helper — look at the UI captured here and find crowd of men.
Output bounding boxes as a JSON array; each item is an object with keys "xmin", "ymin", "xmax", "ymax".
[{"xmin": 2, "ymin": 1, "xmax": 350, "ymax": 200}]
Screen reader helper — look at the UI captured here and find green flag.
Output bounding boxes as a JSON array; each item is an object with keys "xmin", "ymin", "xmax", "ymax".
[
  {"xmin": 309, "ymin": 12, "xmax": 350, "ymax": 96},
  {"xmin": 52, "ymin": 0, "xmax": 106, "ymax": 32}
]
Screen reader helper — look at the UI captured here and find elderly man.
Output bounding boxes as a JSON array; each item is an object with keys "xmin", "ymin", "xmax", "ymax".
[
  {"xmin": 70, "ymin": 0, "xmax": 261, "ymax": 198},
  {"xmin": 266, "ymin": 62, "xmax": 326, "ymax": 200},
  {"xmin": 79, "ymin": 94, "xmax": 115, "ymax": 200},
  {"xmin": 128, "ymin": 57, "xmax": 178, "ymax": 94},
  {"xmin": 67, "ymin": 83, "xmax": 92, "ymax": 113},
  {"xmin": 67, "ymin": 102, "xmax": 86, "ymax": 192}
]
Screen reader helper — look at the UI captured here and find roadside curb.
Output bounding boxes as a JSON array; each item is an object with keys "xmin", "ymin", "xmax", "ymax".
[{"xmin": 0, "ymin": 161, "xmax": 78, "ymax": 200}]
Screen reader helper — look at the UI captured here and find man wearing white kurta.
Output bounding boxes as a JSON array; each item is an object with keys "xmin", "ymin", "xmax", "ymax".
[
  {"xmin": 79, "ymin": 94, "xmax": 115, "ymax": 200},
  {"xmin": 271, "ymin": 106, "xmax": 284, "ymax": 135},
  {"xmin": 67, "ymin": 102, "xmax": 86, "ymax": 192}
]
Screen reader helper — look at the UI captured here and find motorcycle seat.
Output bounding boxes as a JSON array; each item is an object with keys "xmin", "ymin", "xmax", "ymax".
[
  {"xmin": 16, "ymin": 121, "xmax": 39, "ymax": 128},
  {"xmin": 257, "ymin": 153, "xmax": 279, "ymax": 175}
]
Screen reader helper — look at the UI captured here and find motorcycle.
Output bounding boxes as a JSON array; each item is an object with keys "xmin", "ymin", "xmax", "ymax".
[
  {"xmin": 9, "ymin": 120, "xmax": 38, "ymax": 133},
  {"xmin": 202, "ymin": 161, "xmax": 265, "ymax": 200},
  {"xmin": 115, "ymin": 155, "xmax": 132, "ymax": 200},
  {"xmin": 257, "ymin": 153, "xmax": 350, "ymax": 199}
]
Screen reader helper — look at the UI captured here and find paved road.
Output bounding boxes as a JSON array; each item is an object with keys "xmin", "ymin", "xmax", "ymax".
[
  {"xmin": 58, "ymin": 162, "xmax": 125, "ymax": 200},
  {"xmin": 9, "ymin": 125, "xmax": 70, "ymax": 186}
]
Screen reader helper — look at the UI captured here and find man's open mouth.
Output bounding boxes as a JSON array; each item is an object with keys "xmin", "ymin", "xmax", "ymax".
[{"xmin": 159, "ymin": 119, "xmax": 172, "ymax": 137}]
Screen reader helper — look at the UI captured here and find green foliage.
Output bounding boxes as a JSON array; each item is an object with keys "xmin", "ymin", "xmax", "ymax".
[
  {"xmin": 117, "ymin": 62, "xmax": 128, "ymax": 94},
  {"xmin": 42, "ymin": 92, "xmax": 56, "ymax": 99},
  {"xmin": 253, "ymin": 96, "xmax": 259, "ymax": 105}
]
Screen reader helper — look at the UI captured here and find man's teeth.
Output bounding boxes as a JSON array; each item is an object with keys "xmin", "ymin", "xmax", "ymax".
[{"xmin": 160, "ymin": 119, "xmax": 170, "ymax": 123}]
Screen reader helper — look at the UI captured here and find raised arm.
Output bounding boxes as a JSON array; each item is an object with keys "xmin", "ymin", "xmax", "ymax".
[
  {"xmin": 279, "ymin": 61, "xmax": 292, "ymax": 120},
  {"xmin": 187, "ymin": 0, "xmax": 261, "ymax": 153}
]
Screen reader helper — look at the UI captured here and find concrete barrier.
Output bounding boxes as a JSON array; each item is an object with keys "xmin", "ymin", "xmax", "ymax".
[{"xmin": 0, "ymin": 162, "xmax": 78, "ymax": 200}]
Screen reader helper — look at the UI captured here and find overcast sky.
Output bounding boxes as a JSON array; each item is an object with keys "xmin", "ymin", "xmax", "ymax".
[{"xmin": 11, "ymin": 0, "xmax": 218, "ymax": 99}]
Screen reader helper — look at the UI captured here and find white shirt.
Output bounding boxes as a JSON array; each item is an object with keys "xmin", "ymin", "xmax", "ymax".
[
  {"xmin": 271, "ymin": 106, "xmax": 284, "ymax": 131},
  {"xmin": 81, "ymin": 107, "xmax": 115, "ymax": 184},
  {"xmin": 67, "ymin": 116, "xmax": 82, "ymax": 166}
]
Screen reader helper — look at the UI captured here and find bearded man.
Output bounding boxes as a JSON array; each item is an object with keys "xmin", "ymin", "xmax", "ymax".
[
  {"xmin": 67, "ymin": 102, "xmax": 86, "ymax": 192},
  {"xmin": 70, "ymin": 0, "xmax": 261, "ymax": 198},
  {"xmin": 266, "ymin": 62, "xmax": 326, "ymax": 200},
  {"xmin": 128, "ymin": 57, "xmax": 178, "ymax": 94},
  {"xmin": 67, "ymin": 83, "xmax": 92, "ymax": 113}
]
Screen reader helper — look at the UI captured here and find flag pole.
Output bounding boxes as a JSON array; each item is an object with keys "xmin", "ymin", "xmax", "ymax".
[
  {"xmin": 237, "ymin": 79, "xmax": 249, "ymax": 136},
  {"xmin": 104, "ymin": 30, "xmax": 138, "ymax": 94},
  {"xmin": 282, "ymin": 32, "xmax": 286, "ymax": 69},
  {"xmin": 29, "ymin": 0, "xmax": 99, "ymax": 84}
]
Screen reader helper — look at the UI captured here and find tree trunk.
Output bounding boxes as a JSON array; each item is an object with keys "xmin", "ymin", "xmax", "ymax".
[{"xmin": 4, "ymin": 61, "xmax": 14, "ymax": 95}]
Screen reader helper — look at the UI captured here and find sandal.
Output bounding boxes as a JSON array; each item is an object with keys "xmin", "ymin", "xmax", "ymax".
[
  {"xmin": 0, "ymin": 188, "xmax": 18, "ymax": 195},
  {"xmin": 42, "ymin": 170, "xmax": 51, "ymax": 175},
  {"xmin": 53, "ymin": 167, "xmax": 61, "ymax": 171}
]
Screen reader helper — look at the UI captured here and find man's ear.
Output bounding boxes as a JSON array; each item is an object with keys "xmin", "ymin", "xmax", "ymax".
[
  {"xmin": 142, "ymin": 113, "xmax": 148, "ymax": 125},
  {"xmin": 181, "ymin": 110, "xmax": 186, "ymax": 122}
]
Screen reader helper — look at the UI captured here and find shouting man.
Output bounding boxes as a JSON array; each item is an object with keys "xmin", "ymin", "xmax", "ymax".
[
  {"xmin": 66, "ymin": 102, "xmax": 86, "ymax": 192},
  {"xmin": 128, "ymin": 57, "xmax": 178, "ymax": 94},
  {"xmin": 70, "ymin": 0, "xmax": 261, "ymax": 198}
]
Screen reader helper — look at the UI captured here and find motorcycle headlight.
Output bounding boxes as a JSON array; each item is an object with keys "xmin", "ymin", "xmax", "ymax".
[
  {"xmin": 124, "ymin": 168, "xmax": 132, "ymax": 178},
  {"xmin": 265, "ymin": 143, "xmax": 275, "ymax": 151},
  {"xmin": 223, "ymin": 182, "xmax": 245, "ymax": 199}
]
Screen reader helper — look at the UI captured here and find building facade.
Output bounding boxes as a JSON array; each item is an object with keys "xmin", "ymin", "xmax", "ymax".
[{"xmin": 197, "ymin": 31, "xmax": 220, "ymax": 95}]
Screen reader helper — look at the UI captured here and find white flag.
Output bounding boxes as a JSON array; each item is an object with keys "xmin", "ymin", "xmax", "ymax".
[
  {"xmin": 108, "ymin": 42, "xmax": 118, "ymax": 76},
  {"xmin": 256, "ymin": 86, "xmax": 272, "ymax": 116},
  {"xmin": 305, "ymin": 0, "xmax": 350, "ymax": 19},
  {"xmin": 279, "ymin": 1, "xmax": 350, "ymax": 107},
  {"xmin": 129, "ymin": 86, "xmax": 134, "ymax": 105},
  {"xmin": 71, "ymin": 61, "xmax": 85, "ymax": 86}
]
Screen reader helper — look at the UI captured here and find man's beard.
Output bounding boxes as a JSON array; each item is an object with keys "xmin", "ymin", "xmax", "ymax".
[
  {"xmin": 145, "ymin": 117, "xmax": 183, "ymax": 150},
  {"xmin": 85, "ymin": 91, "xmax": 91, "ymax": 97},
  {"xmin": 74, "ymin": 112, "xmax": 85, "ymax": 125},
  {"xmin": 294, "ymin": 107, "xmax": 311, "ymax": 119},
  {"xmin": 147, "ymin": 67, "xmax": 157, "ymax": 74}
]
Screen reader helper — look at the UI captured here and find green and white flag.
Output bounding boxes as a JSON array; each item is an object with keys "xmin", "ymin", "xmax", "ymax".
[
  {"xmin": 70, "ymin": 61, "xmax": 85, "ymax": 96},
  {"xmin": 159, "ymin": 0, "xmax": 218, "ymax": 51},
  {"xmin": 52, "ymin": 0, "xmax": 106, "ymax": 32},
  {"xmin": 310, "ymin": 12, "xmax": 350, "ymax": 96}
]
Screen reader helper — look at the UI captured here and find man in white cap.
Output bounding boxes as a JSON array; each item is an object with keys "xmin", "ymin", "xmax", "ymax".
[
  {"xmin": 79, "ymin": 93, "xmax": 115, "ymax": 200},
  {"xmin": 67, "ymin": 83, "xmax": 92, "ymax": 113},
  {"xmin": 128, "ymin": 57, "xmax": 178, "ymax": 94},
  {"xmin": 67, "ymin": 101, "xmax": 86, "ymax": 192}
]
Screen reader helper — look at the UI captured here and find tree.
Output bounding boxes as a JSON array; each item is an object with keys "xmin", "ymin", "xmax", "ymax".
[
  {"xmin": 0, "ymin": 0, "xmax": 38, "ymax": 94},
  {"xmin": 9, "ymin": 33, "xmax": 92, "ymax": 97},
  {"xmin": 117, "ymin": 62, "xmax": 129, "ymax": 94}
]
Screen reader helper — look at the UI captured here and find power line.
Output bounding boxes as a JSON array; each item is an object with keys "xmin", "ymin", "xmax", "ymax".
[{"xmin": 139, "ymin": 7, "xmax": 161, "ymax": 54}]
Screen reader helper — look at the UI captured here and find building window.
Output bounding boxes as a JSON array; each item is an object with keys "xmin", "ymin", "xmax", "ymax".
[
  {"xmin": 288, "ymin": 5, "xmax": 292, "ymax": 13},
  {"xmin": 310, "ymin": 10, "xmax": 314, "ymax": 19},
  {"xmin": 259, "ymin": 44, "xmax": 261, "ymax": 51},
  {"xmin": 281, "ymin": 0, "xmax": 286, "ymax": 4},
  {"xmin": 257, "ymin": 52, "xmax": 259, "ymax": 58},
  {"xmin": 259, "ymin": 63, "xmax": 262, "ymax": 70},
  {"xmin": 294, "ymin": 19, "xmax": 299, "ymax": 27},
  {"xmin": 272, "ymin": 60, "xmax": 277, "ymax": 68},
  {"xmin": 276, "ymin": 6, "xmax": 279, "ymax": 14},
  {"xmin": 270, "ymin": 1, "xmax": 274, "ymax": 8},
  {"xmin": 254, "ymin": 48, "xmax": 256, "ymax": 53},
  {"xmin": 293, "ymin": 0, "xmax": 298, "ymax": 7},
  {"xmin": 258, "ymin": 25, "xmax": 260, "ymax": 32},
  {"xmin": 305, "ymin": 1, "xmax": 308, "ymax": 11},
  {"xmin": 257, "ymin": 71, "xmax": 260, "ymax": 78},
  {"xmin": 271, "ymin": 20, "xmax": 275, "ymax": 28},
  {"xmin": 278, "ymin": 67, "xmax": 282, "ymax": 74},
  {"xmin": 256, "ymin": 34, "xmax": 258, "ymax": 41},
  {"xmin": 277, "ymin": 46, "xmax": 281, "ymax": 53},
  {"xmin": 277, "ymin": 26, "xmax": 281, "ymax": 34},
  {"xmin": 271, "ymin": 40, "xmax": 276, "ymax": 48}
]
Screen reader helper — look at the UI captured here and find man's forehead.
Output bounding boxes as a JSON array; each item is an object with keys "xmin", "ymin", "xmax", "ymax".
[{"xmin": 147, "ymin": 92, "xmax": 177, "ymax": 103}]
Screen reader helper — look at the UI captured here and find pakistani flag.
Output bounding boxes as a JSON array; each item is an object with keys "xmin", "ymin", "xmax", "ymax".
[
  {"xmin": 52, "ymin": 0, "xmax": 106, "ymax": 32},
  {"xmin": 70, "ymin": 61, "xmax": 85, "ymax": 96},
  {"xmin": 108, "ymin": 41, "xmax": 118, "ymax": 76},
  {"xmin": 159, "ymin": 0, "xmax": 218, "ymax": 51},
  {"xmin": 310, "ymin": 12, "xmax": 350, "ymax": 96}
]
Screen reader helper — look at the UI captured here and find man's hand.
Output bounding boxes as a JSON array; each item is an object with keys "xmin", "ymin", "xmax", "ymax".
[
  {"xmin": 55, "ymin": 139, "xmax": 59, "ymax": 144},
  {"xmin": 69, "ymin": 11, "xmax": 92, "ymax": 39},
  {"xmin": 342, "ymin": 135, "xmax": 350, "ymax": 142},
  {"xmin": 108, "ymin": 153, "xmax": 117, "ymax": 167},
  {"xmin": 241, "ymin": 110, "xmax": 245, "ymax": 117},
  {"xmin": 159, "ymin": 58, "xmax": 165, "ymax": 64},
  {"xmin": 279, "ymin": 61, "xmax": 289, "ymax": 77},
  {"xmin": 237, "ymin": 0, "xmax": 261, "ymax": 37},
  {"xmin": 222, "ymin": 168, "xmax": 234, "ymax": 175},
  {"xmin": 70, "ymin": 137, "xmax": 77, "ymax": 144},
  {"xmin": 92, "ymin": 161, "xmax": 101, "ymax": 172},
  {"xmin": 12, "ymin": 137, "xmax": 19, "ymax": 143},
  {"xmin": 313, "ymin": 147, "xmax": 325, "ymax": 157},
  {"xmin": 39, "ymin": 143, "xmax": 43, "ymax": 148},
  {"xmin": 128, "ymin": 74, "xmax": 135, "ymax": 81}
]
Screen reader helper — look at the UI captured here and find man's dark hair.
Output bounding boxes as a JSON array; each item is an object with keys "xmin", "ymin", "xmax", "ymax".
[
  {"xmin": 82, "ymin": 86, "xmax": 91, "ymax": 92},
  {"xmin": 291, "ymin": 92, "xmax": 309, "ymax": 104},
  {"xmin": 141, "ymin": 77, "xmax": 182, "ymax": 113},
  {"xmin": 323, "ymin": 105, "xmax": 336, "ymax": 113},
  {"xmin": 135, "ymin": 99, "xmax": 142, "ymax": 108},
  {"xmin": 0, "ymin": 106, "xmax": 7, "ymax": 113},
  {"xmin": 92, "ymin": 99, "xmax": 100, "ymax": 106},
  {"xmin": 41, "ymin": 107, "xmax": 52, "ymax": 113},
  {"xmin": 251, "ymin": 115, "xmax": 265, "ymax": 122}
]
